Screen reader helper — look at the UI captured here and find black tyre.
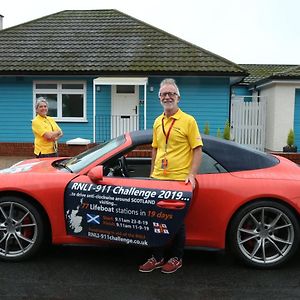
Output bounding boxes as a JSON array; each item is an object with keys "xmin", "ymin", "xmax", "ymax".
[
  {"xmin": 0, "ymin": 196, "xmax": 45, "ymax": 261},
  {"xmin": 229, "ymin": 200, "xmax": 300, "ymax": 269}
]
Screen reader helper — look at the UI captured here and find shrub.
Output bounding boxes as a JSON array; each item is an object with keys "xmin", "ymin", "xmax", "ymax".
[
  {"xmin": 204, "ymin": 122, "xmax": 210, "ymax": 135},
  {"xmin": 223, "ymin": 120, "xmax": 230, "ymax": 140},
  {"xmin": 287, "ymin": 129, "xmax": 295, "ymax": 146}
]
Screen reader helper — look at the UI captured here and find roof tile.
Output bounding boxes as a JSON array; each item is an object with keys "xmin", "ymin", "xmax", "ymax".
[
  {"xmin": 0, "ymin": 10, "xmax": 245, "ymax": 75},
  {"xmin": 239, "ymin": 64, "xmax": 298, "ymax": 84}
]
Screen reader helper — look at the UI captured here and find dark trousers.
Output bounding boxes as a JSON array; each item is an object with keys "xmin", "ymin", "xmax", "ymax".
[
  {"xmin": 153, "ymin": 223, "xmax": 186, "ymax": 261},
  {"xmin": 35, "ymin": 152, "xmax": 58, "ymax": 158}
]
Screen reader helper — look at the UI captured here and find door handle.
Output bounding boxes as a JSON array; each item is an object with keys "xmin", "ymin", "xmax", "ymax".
[{"xmin": 156, "ymin": 200, "xmax": 186, "ymax": 210}]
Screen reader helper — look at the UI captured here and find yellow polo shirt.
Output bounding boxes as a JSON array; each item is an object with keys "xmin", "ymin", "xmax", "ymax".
[
  {"xmin": 32, "ymin": 115, "xmax": 61, "ymax": 155},
  {"xmin": 151, "ymin": 109, "xmax": 203, "ymax": 180}
]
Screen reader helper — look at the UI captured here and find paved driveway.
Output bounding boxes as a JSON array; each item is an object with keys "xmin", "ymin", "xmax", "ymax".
[{"xmin": 2, "ymin": 245, "xmax": 300, "ymax": 300}]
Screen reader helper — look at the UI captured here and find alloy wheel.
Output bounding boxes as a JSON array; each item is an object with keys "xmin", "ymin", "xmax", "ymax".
[
  {"xmin": 237, "ymin": 206, "xmax": 294, "ymax": 265},
  {"xmin": 0, "ymin": 201, "xmax": 38, "ymax": 258}
]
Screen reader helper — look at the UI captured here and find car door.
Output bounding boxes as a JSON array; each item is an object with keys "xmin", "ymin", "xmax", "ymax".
[{"xmin": 64, "ymin": 175, "xmax": 193, "ymax": 247}]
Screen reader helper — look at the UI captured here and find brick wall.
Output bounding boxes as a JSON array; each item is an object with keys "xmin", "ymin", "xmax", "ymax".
[
  {"xmin": 270, "ymin": 152, "xmax": 300, "ymax": 164},
  {"xmin": 0, "ymin": 143, "xmax": 34, "ymax": 156},
  {"xmin": 0, "ymin": 142, "xmax": 97, "ymax": 157},
  {"xmin": 127, "ymin": 144, "xmax": 152, "ymax": 158},
  {"xmin": 1, "ymin": 142, "xmax": 300, "ymax": 164}
]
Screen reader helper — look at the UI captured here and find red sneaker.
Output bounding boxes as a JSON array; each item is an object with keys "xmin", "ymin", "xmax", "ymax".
[
  {"xmin": 139, "ymin": 257, "xmax": 164, "ymax": 273},
  {"xmin": 161, "ymin": 257, "xmax": 182, "ymax": 274}
]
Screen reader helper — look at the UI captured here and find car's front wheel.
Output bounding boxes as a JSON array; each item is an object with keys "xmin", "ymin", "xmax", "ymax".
[
  {"xmin": 229, "ymin": 200, "xmax": 300, "ymax": 269},
  {"xmin": 0, "ymin": 196, "xmax": 45, "ymax": 261}
]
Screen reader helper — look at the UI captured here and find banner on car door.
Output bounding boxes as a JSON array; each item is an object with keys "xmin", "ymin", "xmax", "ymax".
[{"xmin": 65, "ymin": 181, "xmax": 192, "ymax": 247}]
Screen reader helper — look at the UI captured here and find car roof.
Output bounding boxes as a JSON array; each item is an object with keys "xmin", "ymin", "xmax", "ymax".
[{"xmin": 129, "ymin": 129, "xmax": 279, "ymax": 172}]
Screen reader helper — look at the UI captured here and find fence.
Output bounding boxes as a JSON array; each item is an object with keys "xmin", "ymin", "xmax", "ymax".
[
  {"xmin": 231, "ymin": 96, "xmax": 266, "ymax": 151},
  {"xmin": 96, "ymin": 114, "xmax": 139, "ymax": 142}
]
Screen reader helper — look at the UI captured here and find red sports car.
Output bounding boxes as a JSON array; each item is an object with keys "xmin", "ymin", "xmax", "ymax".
[{"xmin": 0, "ymin": 130, "xmax": 300, "ymax": 269}]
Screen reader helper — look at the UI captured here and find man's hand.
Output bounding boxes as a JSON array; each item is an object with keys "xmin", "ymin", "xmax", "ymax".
[{"xmin": 185, "ymin": 174, "xmax": 196, "ymax": 189}]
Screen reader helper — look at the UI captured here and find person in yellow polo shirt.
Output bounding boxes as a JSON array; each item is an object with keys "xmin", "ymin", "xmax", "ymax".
[
  {"xmin": 32, "ymin": 97, "xmax": 63, "ymax": 158},
  {"xmin": 139, "ymin": 78, "xmax": 203, "ymax": 274}
]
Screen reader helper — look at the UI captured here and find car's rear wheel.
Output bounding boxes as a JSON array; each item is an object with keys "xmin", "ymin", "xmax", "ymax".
[
  {"xmin": 229, "ymin": 200, "xmax": 300, "ymax": 269},
  {"xmin": 0, "ymin": 196, "xmax": 44, "ymax": 261}
]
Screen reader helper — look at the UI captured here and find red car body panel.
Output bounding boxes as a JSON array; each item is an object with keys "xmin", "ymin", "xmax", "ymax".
[
  {"xmin": 1, "ymin": 150, "xmax": 300, "ymax": 251},
  {"xmin": 188, "ymin": 157, "xmax": 300, "ymax": 248}
]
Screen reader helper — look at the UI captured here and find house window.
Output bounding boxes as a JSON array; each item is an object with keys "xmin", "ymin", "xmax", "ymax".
[
  {"xmin": 116, "ymin": 85, "xmax": 135, "ymax": 94},
  {"xmin": 33, "ymin": 81, "xmax": 86, "ymax": 122}
]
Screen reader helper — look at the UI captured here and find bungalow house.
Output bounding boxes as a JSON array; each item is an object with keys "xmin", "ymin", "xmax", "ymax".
[
  {"xmin": 233, "ymin": 64, "xmax": 300, "ymax": 152},
  {"xmin": 0, "ymin": 9, "xmax": 246, "ymax": 156}
]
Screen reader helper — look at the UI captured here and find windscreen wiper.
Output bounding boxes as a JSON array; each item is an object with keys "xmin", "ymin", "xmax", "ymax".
[{"xmin": 55, "ymin": 161, "xmax": 73, "ymax": 173}]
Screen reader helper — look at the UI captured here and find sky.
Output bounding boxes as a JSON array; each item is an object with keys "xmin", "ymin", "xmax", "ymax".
[{"xmin": 1, "ymin": 0, "xmax": 300, "ymax": 65}]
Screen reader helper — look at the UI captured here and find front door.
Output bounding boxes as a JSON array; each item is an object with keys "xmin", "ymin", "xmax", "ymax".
[{"xmin": 111, "ymin": 85, "xmax": 139, "ymax": 138}]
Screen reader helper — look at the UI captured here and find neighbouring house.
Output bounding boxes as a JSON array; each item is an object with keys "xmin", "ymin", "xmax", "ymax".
[
  {"xmin": 0, "ymin": 9, "xmax": 246, "ymax": 156},
  {"xmin": 233, "ymin": 64, "xmax": 300, "ymax": 152}
]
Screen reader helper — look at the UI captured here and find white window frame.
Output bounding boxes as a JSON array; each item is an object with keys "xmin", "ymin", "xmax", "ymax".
[{"xmin": 33, "ymin": 80, "xmax": 87, "ymax": 122}]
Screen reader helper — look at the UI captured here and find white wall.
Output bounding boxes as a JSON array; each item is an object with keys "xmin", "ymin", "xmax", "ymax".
[
  {"xmin": 259, "ymin": 81, "xmax": 300, "ymax": 151},
  {"xmin": 260, "ymin": 86, "xmax": 275, "ymax": 151}
]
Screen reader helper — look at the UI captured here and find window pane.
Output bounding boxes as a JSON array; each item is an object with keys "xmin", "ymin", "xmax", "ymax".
[
  {"xmin": 36, "ymin": 83, "xmax": 57, "ymax": 89},
  {"xmin": 62, "ymin": 94, "xmax": 84, "ymax": 117},
  {"xmin": 36, "ymin": 94, "xmax": 57, "ymax": 117},
  {"xmin": 116, "ymin": 85, "xmax": 135, "ymax": 93},
  {"xmin": 198, "ymin": 152, "xmax": 227, "ymax": 174},
  {"xmin": 62, "ymin": 84, "xmax": 84, "ymax": 90}
]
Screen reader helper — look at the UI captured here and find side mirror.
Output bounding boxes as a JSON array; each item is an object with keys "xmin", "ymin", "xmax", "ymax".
[{"xmin": 87, "ymin": 166, "xmax": 104, "ymax": 183}]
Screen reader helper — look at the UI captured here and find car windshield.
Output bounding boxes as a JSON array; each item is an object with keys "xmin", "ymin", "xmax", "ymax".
[{"xmin": 63, "ymin": 135, "xmax": 126, "ymax": 173}]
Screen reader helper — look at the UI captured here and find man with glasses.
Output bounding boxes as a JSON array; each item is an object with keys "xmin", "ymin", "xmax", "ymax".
[{"xmin": 139, "ymin": 78, "xmax": 203, "ymax": 274}]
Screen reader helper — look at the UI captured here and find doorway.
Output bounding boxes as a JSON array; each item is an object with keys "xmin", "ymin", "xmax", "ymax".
[{"xmin": 111, "ymin": 85, "xmax": 139, "ymax": 138}]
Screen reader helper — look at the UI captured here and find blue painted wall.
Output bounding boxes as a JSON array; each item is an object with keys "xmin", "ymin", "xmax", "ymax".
[
  {"xmin": 0, "ymin": 77, "xmax": 33, "ymax": 142},
  {"xmin": 145, "ymin": 76, "xmax": 230, "ymax": 136},
  {"xmin": 294, "ymin": 89, "xmax": 300, "ymax": 150},
  {"xmin": 0, "ymin": 76, "xmax": 95, "ymax": 143},
  {"xmin": 95, "ymin": 85, "xmax": 111, "ymax": 141},
  {"xmin": 0, "ymin": 75, "xmax": 231, "ymax": 143},
  {"xmin": 232, "ymin": 85, "xmax": 251, "ymax": 96}
]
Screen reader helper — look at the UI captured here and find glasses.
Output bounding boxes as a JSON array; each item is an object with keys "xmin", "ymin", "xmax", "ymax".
[{"xmin": 159, "ymin": 92, "xmax": 178, "ymax": 98}]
